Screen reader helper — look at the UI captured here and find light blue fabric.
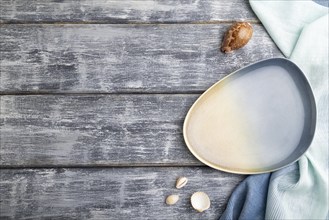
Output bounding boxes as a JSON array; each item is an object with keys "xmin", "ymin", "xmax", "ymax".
[{"xmin": 220, "ymin": 0, "xmax": 328, "ymax": 219}]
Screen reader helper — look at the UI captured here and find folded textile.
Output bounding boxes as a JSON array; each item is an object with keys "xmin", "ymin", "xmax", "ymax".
[
  {"xmin": 220, "ymin": 1, "xmax": 328, "ymax": 219},
  {"xmin": 220, "ymin": 173, "xmax": 271, "ymax": 220}
]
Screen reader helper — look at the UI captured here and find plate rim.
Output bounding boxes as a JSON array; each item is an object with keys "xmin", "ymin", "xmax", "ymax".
[{"xmin": 183, "ymin": 57, "xmax": 317, "ymax": 174}]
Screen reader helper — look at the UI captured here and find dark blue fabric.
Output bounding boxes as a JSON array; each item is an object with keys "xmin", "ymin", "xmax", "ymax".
[
  {"xmin": 313, "ymin": 0, "xmax": 329, "ymax": 7},
  {"xmin": 219, "ymin": 173, "xmax": 271, "ymax": 220}
]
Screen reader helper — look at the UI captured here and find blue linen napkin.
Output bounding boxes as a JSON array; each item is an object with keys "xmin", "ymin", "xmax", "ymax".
[
  {"xmin": 220, "ymin": 1, "xmax": 328, "ymax": 219},
  {"xmin": 220, "ymin": 173, "xmax": 271, "ymax": 220}
]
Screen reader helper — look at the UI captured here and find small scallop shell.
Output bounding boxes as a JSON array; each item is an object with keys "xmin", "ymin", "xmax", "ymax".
[
  {"xmin": 166, "ymin": 194, "xmax": 179, "ymax": 205},
  {"xmin": 175, "ymin": 177, "xmax": 188, "ymax": 189},
  {"xmin": 191, "ymin": 192, "xmax": 211, "ymax": 212},
  {"xmin": 221, "ymin": 22, "xmax": 253, "ymax": 53}
]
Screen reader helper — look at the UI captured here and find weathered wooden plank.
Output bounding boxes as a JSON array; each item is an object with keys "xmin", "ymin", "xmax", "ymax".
[
  {"xmin": 0, "ymin": 167, "xmax": 244, "ymax": 219},
  {"xmin": 0, "ymin": 24, "xmax": 282, "ymax": 93},
  {"xmin": 0, "ymin": 0, "xmax": 257, "ymax": 24},
  {"xmin": 0, "ymin": 94, "xmax": 204, "ymax": 166}
]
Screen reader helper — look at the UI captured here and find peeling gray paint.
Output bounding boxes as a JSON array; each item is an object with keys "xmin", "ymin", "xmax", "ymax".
[
  {"xmin": 0, "ymin": 24, "xmax": 282, "ymax": 93},
  {"xmin": 0, "ymin": 167, "xmax": 244, "ymax": 219}
]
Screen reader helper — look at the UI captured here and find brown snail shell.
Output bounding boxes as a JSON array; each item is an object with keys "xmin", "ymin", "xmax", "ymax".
[{"xmin": 221, "ymin": 22, "xmax": 253, "ymax": 53}]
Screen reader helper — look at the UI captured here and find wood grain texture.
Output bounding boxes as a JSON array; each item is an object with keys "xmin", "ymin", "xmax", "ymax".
[
  {"xmin": 0, "ymin": 167, "xmax": 244, "ymax": 219},
  {"xmin": 0, "ymin": 1, "xmax": 282, "ymax": 219},
  {"xmin": 0, "ymin": 24, "xmax": 282, "ymax": 93},
  {"xmin": 0, "ymin": 94, "xmax": 204, "ymax": 167},
  {"xmin": 0, "ymin": 0, "xmax": 257, "ymax": 24}
]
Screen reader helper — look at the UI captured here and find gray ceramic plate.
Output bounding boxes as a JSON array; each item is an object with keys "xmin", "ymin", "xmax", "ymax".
[{"xmin": 183, "ymin": 58, "xmax": 316, "ymax": 174}]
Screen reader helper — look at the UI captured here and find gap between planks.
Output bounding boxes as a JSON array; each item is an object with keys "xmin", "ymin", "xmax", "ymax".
[
  {"xmin": 0, "ymin": 164, "xmax": 206, "ymax": 169},
  {"xmin": 0, "ymin": 92, "xmax": 203, "ymax": 96},
  {"xmin": 0, "ymin": 20, "xmax": 260, "ymax": 25}
]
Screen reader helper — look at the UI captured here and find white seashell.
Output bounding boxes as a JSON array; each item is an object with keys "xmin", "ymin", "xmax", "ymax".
[
  {"xmin": 175, "ymin": 177, "xmax": 188, "ymax": 189},
  {"xmin": 191, "ymin": 192, "xmax": 211, "ymax": 212},
  {"xmin": 165, "ymin": 194, "xmax": 179, "ymax": 205}
]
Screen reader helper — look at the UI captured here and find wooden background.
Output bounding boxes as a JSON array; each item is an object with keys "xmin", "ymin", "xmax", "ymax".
[{"xmin": 0, "ymin": 0, "xmax": 284, "ymax": 219}]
